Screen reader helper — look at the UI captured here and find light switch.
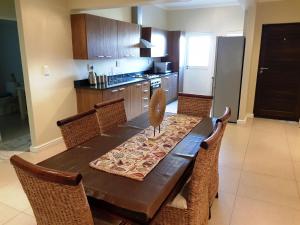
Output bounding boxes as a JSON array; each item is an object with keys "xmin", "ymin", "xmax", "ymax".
[{"xmin": 43, "ymin": 65, "xmax": 51, "ymax": 76}]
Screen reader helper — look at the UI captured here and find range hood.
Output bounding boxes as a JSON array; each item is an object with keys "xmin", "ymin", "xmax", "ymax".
[
  {"xmin": 132, "ymin": 6, "xmax": 155, "ymax": 49},
  {"xmin": 139, "ymin": 39, "xmax": 155, "ymax": 48}
]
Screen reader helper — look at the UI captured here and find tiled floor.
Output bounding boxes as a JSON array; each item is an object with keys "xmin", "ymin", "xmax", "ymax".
[{"xmin": 0, "ymin": 117, "xmax": 300, "ymax": 224}]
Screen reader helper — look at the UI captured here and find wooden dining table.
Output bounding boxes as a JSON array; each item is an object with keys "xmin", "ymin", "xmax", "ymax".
[{"xmin": 38, "ymin": 113, "xmax": 216, "ymax": 224}]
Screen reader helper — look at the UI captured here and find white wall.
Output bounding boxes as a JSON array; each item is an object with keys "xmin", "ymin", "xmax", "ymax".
[
  {"xmin": 15, "ymin": 0, "xmax": 153, "ymax": 148},
  {"xmin": 74, "ymin": 7, "xmax": 132, "ymax": 23},
  {"xmin": 142, "ymin": 5, "xmax": 168, "ymax": 29},
  {"xmin": 167, "ymin": 6, "xmax": 245, "ymax": 96},
  {"xmin": 167, "ymin": 6, "xmax": 244, "ymax": 34}
]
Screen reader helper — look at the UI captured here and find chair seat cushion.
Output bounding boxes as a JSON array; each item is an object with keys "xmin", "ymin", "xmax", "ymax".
[{"xmin": 167, "ymin": 179, "xmax": 190, "ymax": 210}]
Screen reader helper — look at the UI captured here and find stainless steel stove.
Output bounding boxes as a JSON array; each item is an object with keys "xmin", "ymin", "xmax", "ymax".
[{"xmin": 131, "ymin": 74, "xmax": 162, "ymax": 97}]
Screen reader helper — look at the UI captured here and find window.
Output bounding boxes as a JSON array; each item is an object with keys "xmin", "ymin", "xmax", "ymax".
[{"xmin": 186, "ymin": 34, "xmax": 212, "ymax": 67}]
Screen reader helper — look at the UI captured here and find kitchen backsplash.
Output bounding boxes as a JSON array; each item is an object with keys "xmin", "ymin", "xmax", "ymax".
[{"xmin": 73, "ymin": 58, "xmax": 159, "ymax": 80}]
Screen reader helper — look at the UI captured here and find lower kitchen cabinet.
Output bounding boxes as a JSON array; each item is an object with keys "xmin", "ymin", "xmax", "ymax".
[
  {"xmin": 76, "ymin": 81, "xmax": 150, "ymax": 121},
  {"xmin": 161, "ymin": 73, "xmax": 178, "ymax": 103}
]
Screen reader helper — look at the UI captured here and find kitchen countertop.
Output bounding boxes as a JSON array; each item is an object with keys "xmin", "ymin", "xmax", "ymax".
[{"xmin": 74, "ymin": 72, "xmax": 177, "ymax": 91}]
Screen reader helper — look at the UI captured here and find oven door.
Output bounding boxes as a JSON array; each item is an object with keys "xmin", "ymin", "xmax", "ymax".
[{"xmin": 150, "ymin": 83, "xmax": 162, "ymax": 97}]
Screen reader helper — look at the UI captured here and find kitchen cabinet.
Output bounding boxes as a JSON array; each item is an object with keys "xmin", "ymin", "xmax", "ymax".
[
  {"xmin": 141, "ymin": 27, "xmax": 168, "ymax": 57},
  {"xmin": 76, "ymin": 81, "xmax": 150, "ymax": 120},
  {"xmin": 103, "ymin": 86, "xmax": 131, "ymax": 119},
  {"xmin": 142, "ymin": 81, "xmax": 150, "ymax": 113},
  {"xmin": 71, "ymin": 14, "xmax": 118, "ymax": 59},
  {"xmin": 76, "ymin": 89, "xmax": 102, "ymax": 113},
  {"xmin": 130, "ymin": 83, "xmax": 143, "ymax": 119},
  {"xmin": 117, "ymin": 21, "xmax": 140, "ymax": 58},
  {"xmin": 164, "ymin": 31, "xmax": 186, "ymax": 93},
  {"xmin": 161, "ymin": 73, "xmax": 178, "ymax": 103}
]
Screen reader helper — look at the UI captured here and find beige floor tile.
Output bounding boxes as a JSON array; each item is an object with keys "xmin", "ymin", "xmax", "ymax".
[
  {"xmin": 219, "ymin": 148, "xmax": 245, "ymax": 170},
  {"xmin": 3, "ymin": 213, "xmax": 36, "ymax": 225},
  {"xmin": 219, "ymin": 166, "xmax": 241, "ymax": 195},
  {"xmin": 209, "ymin": 193, "xmax": 236, "ymax": 225},
  {"xmin": 0, "ymin": 182, "xmax": 30, "ymax": 211},
  {"xmin": 0, "ymin": 161, "xmax": 19, "ymax": 188},
  {"xmin": 230, "ymin": 197, "xmax": 300, "ymax": 225},
  {"xmin": 243, "ymin": 155, "xmax": 295, "ymax": 180},
  {"xmin": 23, "ymin": 207, "xmax": 34, "ymax": 217},
  {"xmin": 238, "ymin": 171, "xmax": 300, "ymax": 210},
  {"xmin": 19, "ymin": 142, "xmax": 66, "ymax": 164},
  {"xmin": 0, "ymin": 202, "xmax": 20, "ymax": 224}
]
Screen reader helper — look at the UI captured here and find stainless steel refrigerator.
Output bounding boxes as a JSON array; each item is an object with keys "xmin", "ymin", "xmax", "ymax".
[{"xmin": 212, "ymin": 36, "xmax": 245, "ymax": 123}]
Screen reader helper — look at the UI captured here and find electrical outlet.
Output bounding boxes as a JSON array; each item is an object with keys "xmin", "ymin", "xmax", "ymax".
[{"xmin": 43, "ymin": 65, "xmax": 51, "ymax": 76}]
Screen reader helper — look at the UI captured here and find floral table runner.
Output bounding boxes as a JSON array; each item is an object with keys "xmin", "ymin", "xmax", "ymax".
[{"xmin": 89, "ymin": 114, "xmax": 202, "ymax": 181}]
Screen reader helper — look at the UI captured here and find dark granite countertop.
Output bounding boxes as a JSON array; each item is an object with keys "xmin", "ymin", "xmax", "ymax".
[{"xmin": 74, "ymin": 72, "xmax": 178, "ymax": 91}]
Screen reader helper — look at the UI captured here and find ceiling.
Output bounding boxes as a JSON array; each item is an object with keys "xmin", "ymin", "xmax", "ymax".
[{"xmin": 157, "ymin": 0, "xmax": 241, "ymax": 10}]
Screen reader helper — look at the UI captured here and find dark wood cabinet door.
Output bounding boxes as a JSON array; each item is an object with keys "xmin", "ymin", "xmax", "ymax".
[
  {"xmin": 118, "ymin": 86, "xmax": 131, "ymax": 119},
  {"xmin": 118, "ymin": 21, "xmax": 140, "ymax": 58},
  {"xmin": 85, "ymin": 14, "xmax": 100, "ymax": 59},
  {"xmin": 254, "ymin": 23, "xmax": 300, "ymax": 121},
  {"xmin": 98, "ymin": 17, "xmax": 118, "ymax": 59},
  {"xmin": 117, "ymin": 21, "xmax": 132, "ymax": 58},
  {"xmin": 130, "ymin": 83, "xmax": 142, "ymax": 118},
  {"xmin": 130, "ymin": 23, "xmax": 140, "ymax": 58}
]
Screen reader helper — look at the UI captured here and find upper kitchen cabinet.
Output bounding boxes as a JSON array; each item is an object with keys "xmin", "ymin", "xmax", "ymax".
[
  {"xmin": 71, "ymin": 14, "xmax": 118, "ymax": 59},
  {"xmin": 141, "ymin": 27, "xmax": 168, "ymax": 57},
  {"xmin": 118, "ymin": 21, "xmax": 140, "ymax": 58}
]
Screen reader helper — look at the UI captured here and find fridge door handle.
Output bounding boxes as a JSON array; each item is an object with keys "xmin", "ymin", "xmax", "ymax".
[{"xmin": 211, "ymin": 76, "xmax": 216, "ymax": 96}]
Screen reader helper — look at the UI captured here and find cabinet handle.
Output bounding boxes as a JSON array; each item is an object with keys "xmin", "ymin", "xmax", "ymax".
[
  {"xmin": 165, "ymin": 89, "xmax": 169, "ymax": 92},
  {"xmin": 119, "ymin": 88, "xmax": 125, "ymax": 91},
  {"xmin": 143, "ymin": 97, "xmax": 149, "ymax": 100},
  {"xmin": 144, "ymin": 105, "xmax": 149, "ymax": 108},
  {"xmin": 143, "ymin": 90, "xmax": 149, "ymax": 93},
  {"xmin": 105, "ymin": 56, "xmax": 112, "ymax": 58},
  {"xmin": 111, "ymin": 89, "xmax": 119, "ymax": 93},
  {"xmin": 165, "ymin": 77, "xmax": 170, "ymax": 79},
  {"xmin": 136, "ymin": 84, "xmax": 141, "ymax": 87},
  {"xmin": 97, "ymin": 56, "xmax": 105, "ymax": 58}
]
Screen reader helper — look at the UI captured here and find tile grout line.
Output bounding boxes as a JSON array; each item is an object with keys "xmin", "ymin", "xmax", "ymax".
[
  {"xmin": 227, "ymin": 119, "xmax": 254, "ymax": 225},
  {"xmin": 283, "ymin": 122, "xmax": 300, "ymax": 198}
]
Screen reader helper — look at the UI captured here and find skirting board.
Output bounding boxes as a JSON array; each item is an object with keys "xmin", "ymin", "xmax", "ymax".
[
  {"xmin": 237, "ymin": 113, "xmax": 254, "ymax": 125},
  {"xmin": 30, "ymin": 137, "xmax": 64, "ymax": 153}
]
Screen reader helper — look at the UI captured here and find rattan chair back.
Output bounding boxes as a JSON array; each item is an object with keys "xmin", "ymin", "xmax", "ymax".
[
  {"xmin": 209, "ymin": 107, "xmax": 231, "ymax": 207},
  {"xmin": 57, "ymin": 109, "xmax": 101, "ymax": 149},
  {"xmin": 10, "ymin": 155, "xmax": 94, "ymax": 225},
  {"xmin": 177, "ymin": 93, "xmax": 213, "ymax": 118},
  {"xmin": 94, "ymin": 98, "xmax": 127, "ymax": 133}
]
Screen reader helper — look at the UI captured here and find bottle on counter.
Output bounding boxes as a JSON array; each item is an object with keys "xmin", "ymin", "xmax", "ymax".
[{"xmin": 88, "ymin": 66, "xmax": 97, "ymax": 85}]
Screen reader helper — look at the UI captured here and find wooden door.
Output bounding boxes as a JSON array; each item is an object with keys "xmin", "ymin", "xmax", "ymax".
[
  {"xmin": 130, "ymin": 83, "xmax": 142, "ymax": 118},
  {"xmin": 85, "ymin": 14, "xmax": 99, "ymax": 59},
  {"xmin": 254, "ymin": 23, "xmax": 300, "ymax": 121}
]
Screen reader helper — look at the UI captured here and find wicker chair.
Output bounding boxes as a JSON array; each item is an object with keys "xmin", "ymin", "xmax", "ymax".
[
  {"xmin": 10, "ymin": 155, "xmax": 126, "ymax": 225},
  {"xmin": 94, "ymin": 98, "xmax": 127, "ymax": 133},
  {"xmin": 209, "ymin": 107, "xmax": 231, "ymax": 208},
  {"xmin": 177, "ymin": 93, "xmax": 213, "ymax": 118},
  {"xmin": 57, "ymin": 109, "xmax": 101, "ymax": 149},
  {"xmin": 152, "ymin": 122, "xmax": 223, "ymax": 225}
]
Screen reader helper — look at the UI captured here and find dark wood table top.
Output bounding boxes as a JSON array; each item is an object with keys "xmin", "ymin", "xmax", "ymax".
[{"xmin": 39, "ymin": 113, "xmax": 215, "ymax": 224}]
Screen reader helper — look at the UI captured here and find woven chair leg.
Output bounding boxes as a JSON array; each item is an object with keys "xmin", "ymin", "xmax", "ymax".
[{"xmin": 215, "ymin": 192, "xmax": 219, "ymax": 199}]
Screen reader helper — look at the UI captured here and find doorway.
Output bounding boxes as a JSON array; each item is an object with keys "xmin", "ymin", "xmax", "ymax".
[
  {"xmin": 183, "ymin": 33, "xmax": 216, "ymax": 95},
  {"xmin": 254, "ymin": 23, "xmax": 300, "ymax": 121},
  {"xmin": 0, "ymin": 17, "xmax": 31, "ymax": 152}
]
